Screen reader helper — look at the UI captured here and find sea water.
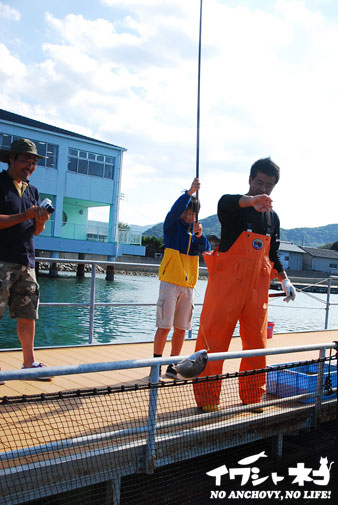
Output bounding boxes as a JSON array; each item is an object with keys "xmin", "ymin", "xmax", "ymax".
[{"xmin": 0, "ymin": 273, "xmax": 337, "ymax": 349}]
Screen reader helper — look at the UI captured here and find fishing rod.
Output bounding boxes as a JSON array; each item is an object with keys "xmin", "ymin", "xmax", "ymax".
[{"xmin": 195, "ymin": 0, "xmax": 203, "ymax": 222}]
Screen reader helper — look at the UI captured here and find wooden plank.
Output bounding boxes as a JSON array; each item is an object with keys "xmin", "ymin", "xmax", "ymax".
[
  {"xmin": 0, "ymin": 329, "xmax": 336, "ymax": 505},
  {"xmin": 0, "ymin": 329, "xmax": 336, "ymax": 396}
]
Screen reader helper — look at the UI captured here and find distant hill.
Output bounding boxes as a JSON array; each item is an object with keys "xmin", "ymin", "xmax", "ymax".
[
  {"xmin": 143, "ymin": 216, "xmax": 221, "ymax": 239},
  {"xmin": 279, "ymin": 224, "xmax": 338, "ymax": 247},
  {"xmin": 129, "ymin": 223, "xmax": 155, "ymax": 233},
  {"xmin": 142, "ymin": 222, "xmax": 163, "ymax": 237},
  {"xmin": 143, "ymin": 216, "xmax": 338, "ymax": 248}
]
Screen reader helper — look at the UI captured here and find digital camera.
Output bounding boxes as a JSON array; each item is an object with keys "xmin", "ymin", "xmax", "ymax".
[{"xmin": 41, "ymin": 198, "xmax": 55, "ymax": 213}]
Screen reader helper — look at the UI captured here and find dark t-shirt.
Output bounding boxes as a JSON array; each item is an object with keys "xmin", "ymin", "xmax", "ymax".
[
  {"xmin": 0, "ymin": 170, "xmax": 40, "ymax": 267},
  {"xmin": 217, "ymin": 194, "xmax": 284, "ymax": 273}
]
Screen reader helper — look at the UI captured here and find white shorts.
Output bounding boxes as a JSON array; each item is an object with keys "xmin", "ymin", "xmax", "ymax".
[{"xmin": 156, "ymin": 281, "xmax": 194, "ymax": 331}]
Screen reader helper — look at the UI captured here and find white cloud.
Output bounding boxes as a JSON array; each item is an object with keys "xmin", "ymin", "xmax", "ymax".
[
  {"xmin": 45, "ymin": 12, "xmax": 141, "ymax": 50},
  {"xmin": 276, "ymin": 0, "xmax": 323, "ymax": 27},
  {"xmin": 0, "ymin": 43, "xmax": 27, "ymax": 85},
  {"xmin": 0, "ymin": 1, "xmax": 20, "ymax": 21},
  {"xmin": 102, "ymin": 0, "xmax": 162, "ymax": 5},
  {"xmin": 1, "ymin": 1, "xmax": 338, "ymax": 229}
]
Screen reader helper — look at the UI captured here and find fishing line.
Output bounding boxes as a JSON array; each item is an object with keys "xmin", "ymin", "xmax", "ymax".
[{"xmin": 195, "ymin": 0, "xmax": 203, "ymax": 222}]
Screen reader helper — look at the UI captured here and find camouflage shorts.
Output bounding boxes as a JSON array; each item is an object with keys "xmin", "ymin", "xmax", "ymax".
[{"xmin": 0, "ymin": 262, "xmax": 39, "ymax": 320}]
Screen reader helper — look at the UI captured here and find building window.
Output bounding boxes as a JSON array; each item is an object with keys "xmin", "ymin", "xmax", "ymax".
[
  {"xmin": 45, "ymin": 144, "xmax": 58, "ymax": 168},
  {"xmin": 67, "ymin": 148, "xmax": 115, "ymax": 180},
  {"xmin": 78, "ymin": 158, "xmax": 88, "ymax": 174},
  {"xmin": 0, "ymin": 132, "xmax": 12, "ymax": 149},
  {"xmin": 0, "ymin": 132, "xmax": 58, "ymax": 169},
  {"xmin": 68, "ymin": 157, "xmax": 77, "ymax": 172},
  {"xmin": 88, "ymin": 161, "xmax": 103, "ymax": 177},
  {"xmin": 329, "ymin": 263, "xmax": 337, "ymax": 268}
]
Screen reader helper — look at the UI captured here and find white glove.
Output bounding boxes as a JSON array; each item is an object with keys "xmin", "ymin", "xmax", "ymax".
[{"xmin": 282, "ymin": 279, "xmax": 296, "ymax": 303}]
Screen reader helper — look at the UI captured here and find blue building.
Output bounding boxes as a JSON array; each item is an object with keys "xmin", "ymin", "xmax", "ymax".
[
  {"xmin": 278, "ymin": 241, "xmax": 306, "ymax": 271},
  {"xmin": 301, "ymin": 246, "xmax": 338, "ymax": 274},
  {"xmin": 0, "ymin": 109, "xmax": 145, "ymax": 260}
]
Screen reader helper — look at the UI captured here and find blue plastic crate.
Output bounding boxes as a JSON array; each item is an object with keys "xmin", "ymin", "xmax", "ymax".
[{"xmin": 266, "ymin": 362, "xmax": 337, "ymax": 403}]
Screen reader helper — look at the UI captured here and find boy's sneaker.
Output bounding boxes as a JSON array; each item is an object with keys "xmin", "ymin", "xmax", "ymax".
[
  {"xmin": 165, "ymin": 364, "xmax": 177, "ymax": 379},
  {"xmin": 0, "ymin": 368, "xmax": 5, "ymax": 385},
  {"xmin": 21, "ymin": 362, "xmax": 53, "ymax": 381}
]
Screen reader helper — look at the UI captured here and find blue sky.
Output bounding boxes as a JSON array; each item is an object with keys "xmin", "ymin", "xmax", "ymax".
[{"xmin": 1, "ymin": 0, "xmax": 338, "ymax": 229}]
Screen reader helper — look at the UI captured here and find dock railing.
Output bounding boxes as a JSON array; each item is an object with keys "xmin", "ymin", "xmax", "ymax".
[
  {"xmin": 0, "ymin": 342, "xmax": 337, "ymax": 505},
  {"xmin": 35, "ymin": 258, "xmax": 338, "ymax": 344},
  {"xmin": 0, "ymin": 342, "xmax": 337, "ymax": 446}
]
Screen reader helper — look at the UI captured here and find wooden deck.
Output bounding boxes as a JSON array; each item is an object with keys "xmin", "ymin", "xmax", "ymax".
[
  {"xmin": 0, "ymin": 329, "xmax": 337, "ymax": 396},
  {"xmin": 1, "ymin": 330, "xmax": 337, "ymax": 504}
]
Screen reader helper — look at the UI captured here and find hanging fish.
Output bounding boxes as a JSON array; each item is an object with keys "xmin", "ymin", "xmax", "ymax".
[
  {"xmin": 238, "ymin": 451, "xmax": 268, "ymax": 466},
  {"xmin": 175, "ymin": 350, "xmax": 208, "ymax": 379}
]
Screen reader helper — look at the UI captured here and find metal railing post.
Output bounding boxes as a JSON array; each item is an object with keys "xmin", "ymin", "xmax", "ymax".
[
  {"xmin": 324, "ymin": 277, "xmax": 332, "ymax": 329},
  {"xmin": 34, "ymin": 258, "xmax": 338, "ymax": 346},
  {"xmin": 314, "ymin": 347, "xmax": 326, "ymax": 426},
  {"xmin": 89, "ymin": 263, "xmax": 96, "ymax": 344},
  {"xmin": 144, "ymin": 364, "xmax": 161, "ymax": 474}
]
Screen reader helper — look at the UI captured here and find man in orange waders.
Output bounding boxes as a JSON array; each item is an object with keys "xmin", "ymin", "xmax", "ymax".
[{"xmin": 193, "ymin": 158, "xmax": 296, "ymax": 413}]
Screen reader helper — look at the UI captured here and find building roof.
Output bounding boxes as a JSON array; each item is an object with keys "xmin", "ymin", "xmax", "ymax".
[
  {"xmin": 301, "ymin": 247, "xmax": 338, "ymax": 259},
  {"xmin": 279, "ymin": 241, "xmax": 306, "ymax": 254},
  {"xmin": 0, "ymin": 109, "xmax": 126, "ymax": 151}
]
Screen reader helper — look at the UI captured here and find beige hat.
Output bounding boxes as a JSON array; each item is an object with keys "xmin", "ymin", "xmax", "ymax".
[{"xmin": 0, "ymin": 138, "xmax": 47, "ymax": 162}]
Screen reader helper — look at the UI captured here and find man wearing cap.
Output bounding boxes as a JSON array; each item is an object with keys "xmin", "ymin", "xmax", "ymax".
[{"xmin": 0, "ymin": 138, "xmax": 52, "ymax": 383}]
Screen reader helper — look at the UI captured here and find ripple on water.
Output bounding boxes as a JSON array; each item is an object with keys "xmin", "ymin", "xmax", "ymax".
[{"xmin": 0, "ymin": 274, "xmax": 337, "ymax": 348}]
